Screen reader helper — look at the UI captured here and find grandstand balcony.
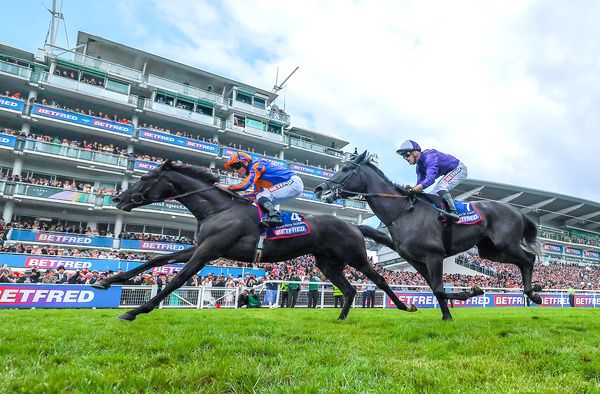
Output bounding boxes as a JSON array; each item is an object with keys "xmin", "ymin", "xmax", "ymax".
[
  {"xmin": 0, "ymin": 59, "xmax": 32, "ymax": 81},
  {"xmin": 137, "ymin": 128, "xmax": 219, "ymax": 159},
  {"xmin": 39, "ymin": 72, "xmax": 138, "ymax": 108},
  {"xmin": 223, "ymin": 119, "xmax": 286, "ymax": 146},
  {"xmin": 146, "ymin": 75, "xmax": 223, "ymax": 106},
  {"xmin": 29, "ymin": 104, "xmax": 135, "ymax": 140},
  {"xmin": 12, "ymin": 182, "xmax": 98, "ymax": 207},
  {"xmin": 43, "ymin": 45, "xmax": 143, "ymax": 84},
  {"xmin": 286, "ymin": 135, "xmax": 345, "ymax": 160},
  {"xmin": 142, "ymin": 98, "xmax": 222, "ymax": 130},
  {"xmin": 23, "ymin": 139, "xmax": 128, "ymax": 170}
]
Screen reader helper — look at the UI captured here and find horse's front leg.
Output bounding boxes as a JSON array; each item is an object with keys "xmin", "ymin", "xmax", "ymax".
[
  {"xmin": 118, "ymin": 240, "xmax": 223, "ymax": 321},
  {"xmin": 92, "ymin": 247, "xmax": 197, "ymax": 290}
]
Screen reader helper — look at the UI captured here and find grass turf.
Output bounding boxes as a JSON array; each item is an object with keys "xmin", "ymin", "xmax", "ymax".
[{"xmin": 0, "ymin": 307, "xmax": 598, "ymax": 393}]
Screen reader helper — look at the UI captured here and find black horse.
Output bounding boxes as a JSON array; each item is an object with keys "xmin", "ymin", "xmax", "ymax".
[
  {"xmin": 315, "ymin": 151, "xmax": 543, "ymax": 320},
  {"xmin": 93, "ymin": 160, "xmax": 417, "ymax": 321}
]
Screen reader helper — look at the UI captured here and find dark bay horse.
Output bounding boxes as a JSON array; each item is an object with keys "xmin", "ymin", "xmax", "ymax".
[
  {"xmin": 315, "ymin": 151, "xmax": 543, "ymax": 320},
  {"xmin": 93, "ymin": 160, "xmax": 416, "ymax": 321}
]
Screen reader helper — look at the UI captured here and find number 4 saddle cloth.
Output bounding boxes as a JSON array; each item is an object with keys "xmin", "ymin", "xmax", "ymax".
[{"xmin": 255, "ymin": 204, "xmax": 312, "ymax": 239}]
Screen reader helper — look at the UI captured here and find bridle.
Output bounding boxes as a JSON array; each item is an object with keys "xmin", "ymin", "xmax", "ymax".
[{"xmin": 324, "ymin": 160, "xmax": 408, "ymax": 200}]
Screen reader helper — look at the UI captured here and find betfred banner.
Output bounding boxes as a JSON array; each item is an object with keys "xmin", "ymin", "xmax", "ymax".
[
  {"xmin": 0, "ymin": 96, "xmax": 25, "ymax": 113},
  {"xmin": 542, "ymin": 243, "xmax": 563, "ymax": 254},
  {"xmin": 564, "ymin": 247, "xmax": 583, "ymax": 257},
  {"xmin": 0, "ymin": 253, "xmax": 144, "ymax": 272},
  {"xmin": 8, "ymin": 229, "xmax": 113, "ymax": 248},
  {"xmin": 120, "ymin": 239, "xmax": 191, "ymax": 252},
  {"xmin": 133, "ymin": 159, "xmax": 159, "ymax": 172},
  {"xmin": 573, "ymin": 295, "xmax": 600, "ymax": 308},
  {"xmin": 0, "ymin": 133, "xmax": 17, "ymax": 148},
  {"xmin": 491, "ymin": 294, "xmax": 527, "ymax": 307},
  {"xmin": 299, "ymin": 190, "xmax": 344, "ymax": 206},
  {"xmin": 531, "ymin": 293, "xmax": 568, "ymax": 307},
  {"xmin": 139, "ymin": 129, "xmax": 219, "ymax": 155},
  {"xmin": 289, "ymin": 163, "xmax": 335, "ymax": 179},
  {"xmin": 584, "ymin": 250, "xmax": 600, "ymax": 260},
  {"xmin": 31, "ymin": 105, "xmax": 134, "ymax": 136},
  {"xmin": 221, "ymin": 148, "xmax": 287, "ymax": 168},
  {"xmin": 0, "ymin": 284, "xmax": 122, "ymax": 308}
]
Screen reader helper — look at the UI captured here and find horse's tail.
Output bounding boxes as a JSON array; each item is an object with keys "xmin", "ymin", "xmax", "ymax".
[
  {"xmin": 357, "ymin": 225, "xmax": 395, "ymax": 249},
  {"xmin": 521, "ymin": 214, "xmax": 540, "ymax": 255}
]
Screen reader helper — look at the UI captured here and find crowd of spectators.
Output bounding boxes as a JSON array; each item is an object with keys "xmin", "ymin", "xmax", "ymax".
[
  {"xmin": 0, "ymin": 171, "xmax": 114, "ymax": 194},
  {"xmin": 118, "ymin": 231, "xmax": 194, "ymax": 245},
  {"xmin": 32, "ymin": 97, "xmax": 132, "ymax": 125},
  {"xmin": 53, "ymin": 66, "xmax": 105, "ymax": 88},
  {"xmin": 539, "ymin": 228, "xmax": 600, "ymax": 248}
]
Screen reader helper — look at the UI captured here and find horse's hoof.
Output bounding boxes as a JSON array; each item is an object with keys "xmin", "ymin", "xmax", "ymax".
[
  {"xmin": 91, "ymin": 281, "xmax": 110, "ymax": 290},
  {"xmin": 532, "ymin": 284, "xmax": 543, "ymax": 293},
  {"xmin": 117, "ymin": 313, "xmax": 135, "ymax": 322},
  {"xmin": 407, "ymin": 304, "xmax": 418, "ymax": 312},
  {"xmin": 442, "ymin": 315, "xmax": 453, "ymax": 321},
  {"xmin": 472, "ymin": 286, "xmax": 484, "ymax": 296},
  {"xmin": 529, "ymin": 293, "xmax": 543, "ymax": 305}
]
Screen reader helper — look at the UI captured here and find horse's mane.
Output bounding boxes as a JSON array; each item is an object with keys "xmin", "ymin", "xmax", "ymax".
[
  {"xmin": 364, "ymin": 161, "xmax": 407, "ymax": 195},
  {"xmin": 171, "ymin": 163, "xmax": 252, "ymax": 204}
]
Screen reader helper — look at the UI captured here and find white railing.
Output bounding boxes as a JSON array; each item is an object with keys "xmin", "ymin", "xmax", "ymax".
[
  {"xmin": 0, "ymin": 59, "xmax": 32, "ymax": 79},
  {"xmin": 119, "ymin": 282, "xmax": 600, "ymax": 309},
  {"xmin": 143, "ymin": 99, "xmax": 221, "ymax": 128},
  {"xmin": 45, "ymin": 45, "xmax": 143, "ymax": 82},
  {"xmin": 40, "ymin": 72, "xmax": 134, "ymax": 105},
  {"xmin": 147, "ymin": 74, "xmax": 223, "ymax": 105}
]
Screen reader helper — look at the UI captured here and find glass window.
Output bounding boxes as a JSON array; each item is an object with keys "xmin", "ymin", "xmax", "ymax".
[
  {"xmin": 236, "ymin": 92, "xmax": 252, "ymax": 104},
  {"xmin": 145, "ymin": 225, "xmax": 162, "ymax": 235},
  {"xmin": 253, "ymin": 97, "xmax": 265, "ymax": 109},
  {"xmin": 163, "ymin": 227, "xmax": 179, "ymax": 236},
  {"xmin": 175, "ymin": 98, "xmax": 193, "ymax": 111},
  {"xmin": 124, "ymin": 224, "xmax": 144, "ymax": 233},
  {"xmin": 180, "ymin": 229, "xmax": 195, "ymax": 239},
  {"xmin": 105, "ymin": 79, "xmax": 129, "ymax": 94},
  {"xmin": 234, "ymin": 115, "xmax": 245, "ymax": 128},
  {"xmin": 246, "ymin": 118, "xmax": 265, "ymax": 131},
  {"xmin": 195, "ymin": 104, "xmax": 213, "ymax": 116}
]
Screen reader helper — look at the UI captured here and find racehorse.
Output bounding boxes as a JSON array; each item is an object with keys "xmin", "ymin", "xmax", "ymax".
[
  {"xmin": 314, "ymin": 151, "xmax": 543, "ymax": 320},
  {"xmin": 93, "ymin": 159, "xmax": 417, "ymax": 321}
]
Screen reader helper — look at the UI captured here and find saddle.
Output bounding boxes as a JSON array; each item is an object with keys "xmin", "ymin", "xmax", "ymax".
[
  {"xmin": 413, "ymin": 193, "xmax": 483, "ymax": 225},
  {"xmin": 254, "ymin": 204, "xmax": 311, "ymax": 239}
]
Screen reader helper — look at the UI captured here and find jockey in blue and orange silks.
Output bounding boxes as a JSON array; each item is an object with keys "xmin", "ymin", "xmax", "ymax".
[{"xmin": 216, "ymin": 152, "xmax": 304, "ymax": 227}]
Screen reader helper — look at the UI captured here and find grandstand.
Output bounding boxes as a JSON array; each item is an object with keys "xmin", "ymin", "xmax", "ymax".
[{"xmin": 0, "ymin": 29, "xmax": 372, "ymax": 277}]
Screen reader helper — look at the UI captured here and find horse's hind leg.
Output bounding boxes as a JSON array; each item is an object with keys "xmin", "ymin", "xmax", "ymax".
[
  {"xmin": 314, "ymin": 256, "xmax": 356, "ymax": 320},
  {"xmin": 349, "ymin": 259, "xmax": 416, "ymax": 312},
  {"xmin": 92, "ymin": 247, "xmax": 197, "ymax": 290},
  {"xmin": 513, "ymin": 248, "xmax": 543, "ymax": 304},
  {"xmin": 118, "ymin": 243, "xmax": 219, "ymax": 321}
]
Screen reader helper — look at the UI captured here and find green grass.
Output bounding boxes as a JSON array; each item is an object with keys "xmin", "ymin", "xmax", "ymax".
[{"xmin": 0, "ymin": 308, "xmax": 598, "ymax": 393}]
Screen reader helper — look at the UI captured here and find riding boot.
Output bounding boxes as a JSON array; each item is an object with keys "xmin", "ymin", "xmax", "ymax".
[
  {"xmin": 439, "ymin": 191, "xmax": 460, "ymax": 222},
  {"xmin": 257, "ymin": 197, "xmax": 282, "ymax": 227}
]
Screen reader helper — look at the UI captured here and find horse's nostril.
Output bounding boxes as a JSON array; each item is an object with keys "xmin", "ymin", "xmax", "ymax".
[{"xmin": 113, "ymin": 197, "xmax": 121, "ymax": 204}]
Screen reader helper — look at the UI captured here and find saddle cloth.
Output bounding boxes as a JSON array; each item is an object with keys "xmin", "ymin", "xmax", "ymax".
[
  {"xmin": 255, "ymin": 204, "xmax": 311, "ymax": 239},
  {"xmin": 453, "ymin": 201, "xmax": 483, "ymax": 225}
]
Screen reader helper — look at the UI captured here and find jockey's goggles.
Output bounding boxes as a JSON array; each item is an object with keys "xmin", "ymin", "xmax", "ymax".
[
  {"xmin": 400, "ymin": 151, "xmax": 412, "ymax": 158},
  {"xmin": 230, "ymin": 162, "xmax": 245, "ymax": 170}
]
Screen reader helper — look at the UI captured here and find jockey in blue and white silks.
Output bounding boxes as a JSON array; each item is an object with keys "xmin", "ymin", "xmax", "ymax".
[
  {"xmin": 396, "ymin": 140, "xmax": 468, "ymax": 221},
  {"xmin": 216, "ymin": 152, "xmax": 303, "ymax": 227}
]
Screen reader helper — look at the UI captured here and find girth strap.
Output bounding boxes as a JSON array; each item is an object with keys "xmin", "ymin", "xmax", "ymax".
[{"xmin": 253, "ymin": 234, "xmax": 266, "ymax": 263}]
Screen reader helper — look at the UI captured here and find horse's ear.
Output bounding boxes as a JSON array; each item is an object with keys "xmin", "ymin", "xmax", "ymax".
[
  {"xmin": 160, "ymin": 159, "xmax": 172, "ymax": 170},
  {"xmin": 354, "ymin": 150, "xmax": 368, "ymax": 164}
]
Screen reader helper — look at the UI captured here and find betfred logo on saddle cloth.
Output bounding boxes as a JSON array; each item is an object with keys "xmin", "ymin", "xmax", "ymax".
[
  {"xmin": 453, "ymin": 201, "xmax": 483, "ymax": 225},
  {"xmin": 255, "ymin": 204, "xmax": 311, "ymax": 239}
]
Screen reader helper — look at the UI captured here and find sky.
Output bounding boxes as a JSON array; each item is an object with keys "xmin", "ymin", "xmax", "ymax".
[{"xmin": 3, "ymin": 0, "xmax": 600, "ymax": 203}]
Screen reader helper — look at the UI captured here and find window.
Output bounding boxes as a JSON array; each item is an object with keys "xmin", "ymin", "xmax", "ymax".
[
  {"xmin": 180, "ymin": 229, "xmax": 195, "ymax": 239},
  {"xmin": 253, "ymin": 97, "xmax": 266, "ymax": 109},
  {"xmin": 124, "ymin": 224, "xmax": 144, "ymax": 233},
  {"xmin": 195, "ymin": 104, "xmax": 213, "ymax": 116},
  {"xmin": 175, "ymin": 98, "xmax": 193, "ymax": 111},
  {"xmin": 236, "ymin": 92, "xmax": 252, "ymax": 104},
  {"xmin": 163, "ymin": 227, "xmax": 180, "ymax": 236},
  {"xmin": 267, "ymin": 123, "xmax": 282, "ymax": 134},
  {"xmin": 145, "ymin": 225, "xmax": 162, "ymax": 235},
  {"xmin": 106, "ymin": 79, "xmax": 129, "ymax": 94},
  {"xmin": 246, "ymin": 118, "xmax": 265, "ymax": 131},
  {"xmin": 234, "ymin": 115, "xmax": 245, "ymax": 128}
]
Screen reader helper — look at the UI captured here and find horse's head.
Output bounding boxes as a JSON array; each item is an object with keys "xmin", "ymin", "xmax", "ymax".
[
  {"xmin": 314, "ymin": 150, "xmax": 371, "ymax": 203},
  {"xmin": 113, "ymin": 159, "xmax": 176, "ymax": 211}
]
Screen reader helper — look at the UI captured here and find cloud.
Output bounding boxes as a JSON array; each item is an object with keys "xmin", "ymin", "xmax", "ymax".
[{"xmin": 125, "ymin": 0, "xmax": 598, "ymax": 201}]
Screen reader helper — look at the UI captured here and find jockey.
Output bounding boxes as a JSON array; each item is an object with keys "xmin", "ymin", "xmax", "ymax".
[
  {"xmin": 217, "ymin": 152, "xmax": 304, "ymax": 227},
  {"xmin": 396, "ymin": 140, "xmax": 468, "ymax": 222}
]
